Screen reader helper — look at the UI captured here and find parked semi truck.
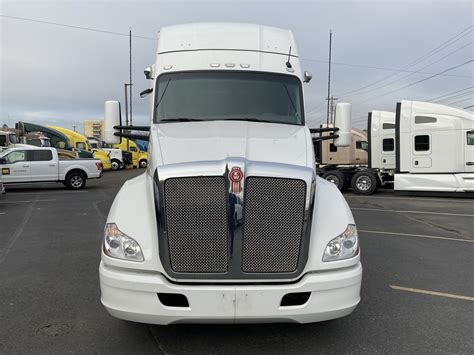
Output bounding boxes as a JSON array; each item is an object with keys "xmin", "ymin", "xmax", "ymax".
[
  {"xmin": 88, "ymin": 137, "xmax": 125, "ymax": 171},
  {"xmin": 99, "ymin": 23, "xmax": 361, "ymax": 325},
  {"xmin": 314, "ymin": 125, "xmax": 368, "ymax": 190},
  {"xmin": 47, "ymin": 125, "xmax": 112, "ymax": 171},
  {"xmin": 339, "ymin": 101, "xmax": 474, "ymax": 195}
]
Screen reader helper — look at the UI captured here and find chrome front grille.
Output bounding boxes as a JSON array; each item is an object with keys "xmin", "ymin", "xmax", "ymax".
[
  {"xmin": 164, "ymin": 176, "xmax": 229, "ymax": 273},
  {"xmin": 241, "ymin": 177, "xmax": 306, "ymax": 273},
  {"xmin": 157, "ymin": 159, "xmax": 313, "ymax": 281}
]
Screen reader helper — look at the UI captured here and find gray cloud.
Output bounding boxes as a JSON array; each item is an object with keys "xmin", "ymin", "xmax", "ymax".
[{"xmin": 1, "ymin": 0, "xmax": 472, "ymax": 132}]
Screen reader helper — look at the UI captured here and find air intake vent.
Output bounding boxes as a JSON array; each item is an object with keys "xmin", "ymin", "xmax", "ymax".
[
  {"xmin": 241, "ymin": 177, "xmax": 306, "ymax": 273},
  {"xmin": 164, "ymin": 176, "xmax": 229, "ymax": 273}
]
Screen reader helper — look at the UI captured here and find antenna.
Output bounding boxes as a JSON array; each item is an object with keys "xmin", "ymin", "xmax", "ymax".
[{"xmin": 286, "ymin": 46, "xmax": 292, "ymax": 68}]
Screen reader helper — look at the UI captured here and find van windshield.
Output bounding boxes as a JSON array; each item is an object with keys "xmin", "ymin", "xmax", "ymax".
[{"xmin": 154, "ymin": 71, "xmax": 304, "ymax": 125}]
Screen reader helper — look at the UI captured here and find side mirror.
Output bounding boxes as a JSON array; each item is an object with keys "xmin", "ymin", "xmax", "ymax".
[
  {"xmin": 0, "ymin": 157, "xmax": 6, "ymax": 165},
  {"xmin": 144, "ymin": 65, "xmax": 154, "ymax": 80},
  {"xmin": 303, "ymin": 71, "xmax": 313, "ymax": 83},
  {"xmin": 333, "ymin": 103, "xmax": 352, "ymax": 147},
  {"xmin": 104, "ymin": 101, "xmax": 121, "ymax": 145}
]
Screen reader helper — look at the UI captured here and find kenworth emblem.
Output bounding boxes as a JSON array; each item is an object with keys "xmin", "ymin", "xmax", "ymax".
[{"xmin": 229, "ymin": 166, "xmax": 244, "ymax": 193}]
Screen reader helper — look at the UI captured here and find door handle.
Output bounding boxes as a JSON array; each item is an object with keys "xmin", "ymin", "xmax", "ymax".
[
  {"xmin": 49, "ymin": 164, "xmax": 56, "ymax": 167},
  {"xmin": 467, "ymin": 162, "xmax": 474, "ymax": 166},
  {"xmin": 22, "ymin": 165, "xmax": 30, "ymax": 168}
]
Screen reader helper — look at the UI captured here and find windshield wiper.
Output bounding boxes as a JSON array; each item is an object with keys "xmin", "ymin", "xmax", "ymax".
[{"xmin": 159, "ymin": 118, "xmax": 204, "ymax": 122}]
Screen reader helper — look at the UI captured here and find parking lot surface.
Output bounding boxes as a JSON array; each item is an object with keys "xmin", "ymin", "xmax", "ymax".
[{"xmin": 1, "ymin": 170, "xmax": 473, "ymax": 354}]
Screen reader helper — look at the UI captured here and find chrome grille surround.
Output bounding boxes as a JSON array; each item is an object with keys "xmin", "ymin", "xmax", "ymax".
[{"xmin": 154, "ymin": 158, "xmax": 315, "ymax": 282}]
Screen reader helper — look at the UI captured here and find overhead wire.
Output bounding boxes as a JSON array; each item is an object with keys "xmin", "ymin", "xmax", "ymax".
[
  {"xmin": 426, "ymin": 86, "xmax": 474, "ymax": 102},
  {"xmin": 335, "ymin": 26, "xmax": 473, "ymax": 97},
  {"xmin": 340, "ymin": 40, "xmax": 473, "ymax": 99},
  {"xmin": 0, "ymin": 14, "xmax": 156, "ymax": 40},
  {"xmin": 355, "ymin": 60, "xmax": 474, "ymax": 105}
]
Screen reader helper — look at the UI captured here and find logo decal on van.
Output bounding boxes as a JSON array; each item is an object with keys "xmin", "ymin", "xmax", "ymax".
[{"xmin": 2, "ymin": 168, "xmax": 10, "ymax": 175}]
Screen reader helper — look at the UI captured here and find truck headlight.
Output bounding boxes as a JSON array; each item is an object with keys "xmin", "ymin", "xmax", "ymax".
[
  {"xmin": 323, "ymin": 224, "xmax": 359, "ymax": 262},
  {"xmin": 103, "ymin": 223, "xmax": 144, "ymax": 261}
]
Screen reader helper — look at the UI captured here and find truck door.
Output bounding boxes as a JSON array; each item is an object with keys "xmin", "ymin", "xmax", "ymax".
[
  {"xmin": 1, "ymin": 150, "xmax": 30, "ymax": 183},
  {"xmin": 29, "ymin": 150, "xmax": 57, "ymax": 181},
  {"xmin": 466, "ymin": 130, "xmax": 474, "ymax": 173}
]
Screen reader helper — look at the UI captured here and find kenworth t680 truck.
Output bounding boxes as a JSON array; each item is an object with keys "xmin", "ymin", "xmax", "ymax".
[{"xmin": 99, "ymin": 23, "xmax": 361, "ymax": 324}]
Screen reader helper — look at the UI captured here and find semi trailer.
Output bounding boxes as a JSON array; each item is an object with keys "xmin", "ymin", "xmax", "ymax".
[{"xmin": 98, "ymin": 23, "xmax": 362, "ymax": 324}]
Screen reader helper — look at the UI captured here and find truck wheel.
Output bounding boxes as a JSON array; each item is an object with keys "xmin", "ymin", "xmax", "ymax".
[
  {"xmin": 139, "ymin": 159, "xmax": 147, "ymax": 168},
  {"xmin": 351, "ymin": 171, "xmax": 378, "ymax": 195},
  {"xmin": 322, "ymin": 170, "xmax": 345, "ymax": 191},
  {"xmin": 111, "ymin": 159, "xmax": 121, "ymax": 171},
  {"xmin": 66, "ymin": 172, "xmax": 86, "ymax": 190}
]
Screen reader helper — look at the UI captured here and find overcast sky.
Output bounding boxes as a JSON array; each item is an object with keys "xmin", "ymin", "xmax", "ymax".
[{"xmin": 1, "ymin": 0, "xmax": 473, "ymax": 133}]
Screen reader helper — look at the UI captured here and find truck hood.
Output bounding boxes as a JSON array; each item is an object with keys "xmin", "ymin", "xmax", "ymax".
[{"xmin": 153, "ymin": 121, "xmax": 311, "ymax": 168}]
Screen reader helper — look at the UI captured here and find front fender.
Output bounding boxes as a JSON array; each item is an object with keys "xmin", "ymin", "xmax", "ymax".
[
  {"xmin": 304, "ymin": 177, "xmax": 360, "ymax": 272},
  {"xmin": 103, "ymin": 172, "xmax": 165, "ymax": 272}
]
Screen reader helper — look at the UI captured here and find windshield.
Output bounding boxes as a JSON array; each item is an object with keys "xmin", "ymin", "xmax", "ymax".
[
  {"xmin": 154, "ymin": 71, "xmax": 304, "ymax": 125},
  {"xmin": 9, "ymin": 134, "xmax": 18, "ymax": 144}
]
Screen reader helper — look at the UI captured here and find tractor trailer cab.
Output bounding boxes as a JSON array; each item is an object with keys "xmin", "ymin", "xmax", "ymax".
[
  {"xmin": 99, "ymin": 23, "xmax": 361, "ymax": 324},
  {"xmin": 350, "ymin": 101, "xmax": 474, "ymax": 195}
]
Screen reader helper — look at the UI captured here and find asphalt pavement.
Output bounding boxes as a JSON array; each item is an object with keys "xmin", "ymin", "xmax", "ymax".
[{"xmin": 1, "ymin": 170, "xmax": 473, "ymax": 354}]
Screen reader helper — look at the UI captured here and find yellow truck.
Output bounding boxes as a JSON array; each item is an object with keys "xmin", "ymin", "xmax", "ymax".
[
  {"xmin": 48, "ymin": 126, "xmax": 112, "ymax": 171},
  {"xmin": 113, "ymin": 138, "xmax": 148, "ymax": 168}
]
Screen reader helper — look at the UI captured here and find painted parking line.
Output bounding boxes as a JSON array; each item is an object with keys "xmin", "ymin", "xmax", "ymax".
[
  {"xmin": 390, "ymin": 285, "xmax": 474, "ymax": 301},
  {"xmin": 0, "ymin": 199, "xmax": 56, "ymax": 204},
  {"xmin": 4, "ymin": 191, "xmax": 88, "ymax": 195},
  {"xmin": 359, "ymin": 229, "xmax": 474, "ymax": 243},
  {"xmin": 0, "ymin": 212, "xmax": 5, "ymax": 215},
  {"xmin": 352, "ymin": 207, "xmax": 474, "ymax": 218},
  {"xmin": 345, "ymin": 195, "xmax": 474, "ymax": 204}
]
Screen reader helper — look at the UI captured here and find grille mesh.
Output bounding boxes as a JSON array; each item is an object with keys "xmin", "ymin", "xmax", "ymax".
[
  {"xmin": 164, "ymin": 176, "xmax": 229, "ymax": 273},
  {"xmin": 242, "ymin": 177, "xmax": 306, "ymax": 273}
]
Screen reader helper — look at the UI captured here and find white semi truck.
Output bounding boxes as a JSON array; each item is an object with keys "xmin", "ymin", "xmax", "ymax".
[
  {"xmin": 349, "ymin": 101, "xmax": 474, "ymax": 194},
  {"xmin": 99, "ymin": 23, "xmax": 361, "ymax": 324}
]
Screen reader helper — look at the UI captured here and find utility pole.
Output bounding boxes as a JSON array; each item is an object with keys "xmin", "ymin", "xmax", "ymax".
[
  {"xmin": 326, "ymin": 30, "xmax": 332, "ymax": 126},
  {"xmin": 330, "ymin": 96, "xmax": 338, "ymax": 124},
  {"xmin": 129, "ymin": 27, "xmax": 133, "ymax": 128},
  {"xmin": 124, "ymin": 83, "xmax": 132, "ymax": 151}
]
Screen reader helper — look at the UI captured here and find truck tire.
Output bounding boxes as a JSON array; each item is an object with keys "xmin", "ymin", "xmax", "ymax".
[
  {"xmin": 322, "ymin": 170, "xmax": 345, "ymax": 191},
  {"xmin": 139, "ymin": 159, "xmax": 148, "ymax": 168},
  {"xmin": 111, "ymin": 159, "xmax": 121, "ymax": 171},
  {"xmin": 66, "ymin": 171, "xmax": 86, "ymax": 190},
  {"xmin": 351, "ymin": 171, "xmax": 378, "ymax": 195}
]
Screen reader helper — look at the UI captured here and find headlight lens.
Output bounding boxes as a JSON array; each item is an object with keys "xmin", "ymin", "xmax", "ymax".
[
  {"xmin": 103, "ymin": 223, "xmax": 144, "ymax": 261},
  {"xmin": 323, "ymin": 224, "xmax": 359, "ymax": 262}
]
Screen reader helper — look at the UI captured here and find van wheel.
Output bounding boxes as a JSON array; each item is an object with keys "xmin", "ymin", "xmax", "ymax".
[
  {"xmin": 66, "ymin": 172, "xmax": 86, "ymax": 190},
  {"xmin": 322, "ymin": 170, "xmax": 345, "ymax": 191},
  {"xmin": 351, "ymin": 171, "xmax": 377, "ymax": 195},
  {"xmin": 139, "ymin": 159, "xmax": 147, "ymax": 168},
  {"xmin": 111, "ymin": 159, "xmax": 121, "ymax": 171}
]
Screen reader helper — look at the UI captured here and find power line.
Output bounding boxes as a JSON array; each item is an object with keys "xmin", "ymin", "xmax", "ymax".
[
  {"xmin": 300, "ymin": 58, "xmax": 472, "ymax": 78},
  {"xmin": 335, "ymin": 26, "xmax": 473, "ymax": 97},
  {"xmin": 0, "ymin": 14, "xmax": 156, "ymax": 40},
  {"xmin": 2, "ymin": 13, "xmax": 472, "ymax": 82},
  {"xmin": 341, "ymin": 41, "xmax": 473, "ymax": 99},
  {"xmin": 356, "ymin": 60, "xmax": 474, "ymax": 105},
  {"xmin": 426, "ymin": 86, "xmax": 474, "ymax": 102},
  {"xmin": 437, "ymin": 90, "xmax": 474, "ymax": 103},
  {"xmin": 446, "ymin": 97, "xmax": 473, "ymax": 106}
]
